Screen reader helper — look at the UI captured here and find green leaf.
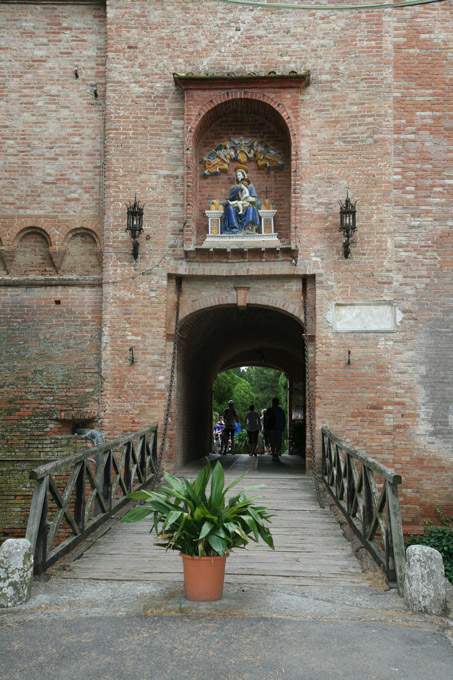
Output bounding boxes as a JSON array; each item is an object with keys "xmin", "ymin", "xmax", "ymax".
[
  {"xmin": 207, "ymin": 533, "xmax": 227, "ymax": 556},
  {"xmin": 162, "ymin": 472, "xmax": 185, "ymax": 495},
  {"xmin": 223, "ymin": 472, "xmax": 247, "ymax": 497},
  {"xmin": 162, "ymin": 510, "xmax": 183, "ymax": 529},
  {"xmin": 209, "ymin": 461, "xmax": 225, "ymax": 511},
  {"xmin": 120, "ymin": 507, "xmax": 153, "ymax": 523},
  {"xmin": 199, "ymin": 521, "xmax": 214, "ymax": 540},
  {"xmin": 248, "ymin": 507, "xmax": 265, "ymax": 527},
  {"xmin": 259, "ymin": 531, "xmax": 275, "ymax": 550},
  {"xmin": 126, "ymin": 490, "xmax": 154, "ymax": 500},
  {"xmin": 242, "ymin": 515, "xmax": 259, "ymax": 541},
  {"xmin": 192, "ymin": 459, "xmax": 211, "ymax": 497}
]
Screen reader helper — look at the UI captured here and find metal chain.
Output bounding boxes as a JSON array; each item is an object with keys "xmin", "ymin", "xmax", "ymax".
[
  {"xmin": 302, "ymin": 281, "xmax": 325, "ymax": 508},
  {"xmin": 149, "ymin": 277, "xmax": 182, "ymax": 491}
]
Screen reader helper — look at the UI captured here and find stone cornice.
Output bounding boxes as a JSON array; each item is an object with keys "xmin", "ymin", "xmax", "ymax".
[
  {"xmin": 0, "ymin": 276, "xmax": 102, "ymax": 287},
  {"xmin": 173, "ymin": 72, "xmax": 310, "ymax": 90}
]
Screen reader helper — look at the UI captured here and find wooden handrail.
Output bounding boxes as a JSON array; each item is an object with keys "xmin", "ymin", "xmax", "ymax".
[
  {"xmin": 321, "ymin": 426, "xmax": 406, "ymax": 594},
  {"xmin": 25, "ymin": 425, "xmax": 158, "ymax": 574},
  {"xmin": 30, "ymin": 427, "xmax": 155, "ymax": 479}
]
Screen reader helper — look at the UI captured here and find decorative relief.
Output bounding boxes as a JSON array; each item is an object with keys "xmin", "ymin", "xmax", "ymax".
[
  {"xmin": 326, "ymin": 302, "xmax": 403, "ymax": 333},
  {"xmin": 203, "ymin": 137, "xmax": 284, "ymax": 176}
]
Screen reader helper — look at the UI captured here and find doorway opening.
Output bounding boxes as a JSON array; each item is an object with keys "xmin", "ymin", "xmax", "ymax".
[{"xmin": 175, "ymin": 304, "xmax": 306, "ymax": 467}]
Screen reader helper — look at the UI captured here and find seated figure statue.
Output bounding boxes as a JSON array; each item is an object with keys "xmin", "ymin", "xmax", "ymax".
[{"xmin": 221, "ymin": 166, "xmax": 260, "ymax": 234}]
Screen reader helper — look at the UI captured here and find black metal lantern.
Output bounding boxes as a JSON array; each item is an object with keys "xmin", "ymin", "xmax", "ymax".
[
  {"xmin": 125, "ymin": 195, "xmax": 144, "ymax": 261},
  {"xmin": 339, "ymin": 190, "xmax": 357, "ymax": 259}
]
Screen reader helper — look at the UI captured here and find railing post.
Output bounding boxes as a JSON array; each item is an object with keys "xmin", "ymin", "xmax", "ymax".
[
  {"xmin": 387, "ymin": 482, "xmax": 406, "ymax": 595},
  {"xmin": 346, "ymin": 454, "xmax": 355, "ymax": 515},
  {"xmin": 74, "ymin": 461, "xmax": 86, "ymax": 531},
  {"xmin": 34, "ymin": 478, "xmax": 49, "ymax": 574},
  {"xmin": 103, "ymin": 450, "xmax": 112, "ymax": 511},
  {"xmin": 25, "ymin": 476, "xmax": 49, "ymax": 574},
  {"xmin": 321, "ymin": 431, "xmax": 327, "ymax": 476},
  {"xmin": 139, "ymin": 434, "xmax": 147, "ymax": 477},
  {"xmin": 362, "ymin": 468, "xmax": 373, "ymax": 539},
  {"xmin": 124, "ymin": 442, "xmax": 132, "ymax": 492}
]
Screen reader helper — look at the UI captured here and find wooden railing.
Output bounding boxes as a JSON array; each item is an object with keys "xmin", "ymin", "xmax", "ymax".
[
  {"xmin": 25, "ymin": 425, "xmax": 158, "ymax": 574},
  {"xmin": 321, "ymin": 426, "xmax": 406, "ymax": 593}
]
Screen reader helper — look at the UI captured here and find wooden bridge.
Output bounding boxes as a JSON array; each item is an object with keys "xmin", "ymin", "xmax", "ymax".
[
  {"xmin": 58, "ymin": 455, "xmax": 368, "ymax": 588},
  {"xmin": 25, "ymin": 426, "xmax": 406, "ymax": 591}
]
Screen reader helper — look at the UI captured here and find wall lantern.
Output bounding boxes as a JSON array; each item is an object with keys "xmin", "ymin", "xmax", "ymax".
[
  {"xmin": 339, "ymin": 190, "xmax": 357, "ymax": 259},
  {"xmin": 125, "ymin": 195, "xmax": 144, "ymax": 261}
]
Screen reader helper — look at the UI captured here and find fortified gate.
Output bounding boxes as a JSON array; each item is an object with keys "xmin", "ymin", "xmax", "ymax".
[{"xmin": 0, "ymin": 0, "xmax": 452, "ymax": 542}]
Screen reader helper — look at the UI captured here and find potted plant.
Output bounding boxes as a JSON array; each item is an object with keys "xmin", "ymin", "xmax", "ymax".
[{"xmin": 121, "ymin": 459, "xmax": 274, "ymax": 601}]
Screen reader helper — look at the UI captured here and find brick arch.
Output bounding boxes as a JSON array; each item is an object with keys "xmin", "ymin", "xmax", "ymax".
[
  {"xmin": 60, "ymin": 227, "xmax": 102, "ymax": 275},
  {"xmin": 187, "ymin": 91, "xmax": 297, "ymax": 150},
  {"xmin": 176, "ymin": 294, "xmax": 306, "ymax": 467},
  {"xmin": 63, "ymin": 227, "xmax": 100, "ymax": 248},
  {"xmin": 13, "ymin": 225, "xmax": 52, "ymax": 248},
  {"xmin": 300, "ymin": 164, "xmax": 357, "ymax": 185},
  {"xmin": 12, "ymin": 227, "xmax": 56, "ymax": 276},
  {"xmin": 58, "ymin": 219, "xmax": 101, "ymax": 246},
  {"xmin": 184, "ymin": 91, "xmax": 299, "ymax": 245},
  {"xmin": 180, "ymin": 292, "xmax": 304, "ymax": 327}
]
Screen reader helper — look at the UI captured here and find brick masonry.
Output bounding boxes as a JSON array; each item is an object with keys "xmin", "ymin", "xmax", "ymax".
[{"xmin": 0, "ymin": 0, "xmax": 452, "ymax": 538}]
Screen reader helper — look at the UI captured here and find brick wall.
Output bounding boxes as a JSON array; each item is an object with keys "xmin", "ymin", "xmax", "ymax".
[
  {"xmin": 1, "ymin": 0, "xmax": 452, "ymax": 537},
  {"xmin": 0, "ymin": 1, "xmax": 105, "ymax": 537}
]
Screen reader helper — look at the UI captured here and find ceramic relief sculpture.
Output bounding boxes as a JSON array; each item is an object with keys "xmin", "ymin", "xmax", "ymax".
[{"xmin": 203, "ymin": 138, "xmax": 283, "ymax": 176}]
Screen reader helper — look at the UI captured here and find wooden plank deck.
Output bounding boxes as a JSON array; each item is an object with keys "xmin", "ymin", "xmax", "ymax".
[{"xmin": 62, "ymin": 455, "xmax": 369, "ymax": 588}]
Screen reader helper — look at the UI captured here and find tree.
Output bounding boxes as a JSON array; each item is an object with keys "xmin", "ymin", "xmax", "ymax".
[
  {"xmin": 213, "ymin": 370, "xmax": 254, "ymax": 421},
  {"xmin": 240, "ymin": 366, "xmax": 288, "ymax": 417}
]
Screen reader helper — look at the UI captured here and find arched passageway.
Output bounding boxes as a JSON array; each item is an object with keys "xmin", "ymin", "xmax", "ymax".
[{"xmin": 175, "ymin": 304, "xmax": 306, "ymax": 467}]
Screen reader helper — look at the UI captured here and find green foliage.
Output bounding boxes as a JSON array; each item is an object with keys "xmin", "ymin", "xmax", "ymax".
[
  {"xmin": 212, "ymin": 370, "xmax": 254, "ymax": 420},
  {"xmin": 405, "ymin": 509, "xmax": 453, "ymax": 583},
  {"xmin": 121, "ymin": 459, "xmax": 275, "ymax": 558},
  {"xmin": 240, "ymin": 366, "xmax": 286, "ymax": 414},
  {"xmin": 213, "ymin": 366, "xmax": 289, "ymax": 425},
  {"xmin": 233, "ymin": 429, "xmax": 249, "ymax": 453}
]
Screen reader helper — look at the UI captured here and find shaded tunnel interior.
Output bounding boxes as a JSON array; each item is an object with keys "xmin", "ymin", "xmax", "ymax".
[{"xmin": 176, "ymin": 304, "xmax": 306, "ymax": 466}]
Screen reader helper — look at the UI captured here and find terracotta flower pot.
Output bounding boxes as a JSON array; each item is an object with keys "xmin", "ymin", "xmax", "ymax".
[{"xmin": 180, "ymin": 553, "xmax": 229, "ymax": 602}]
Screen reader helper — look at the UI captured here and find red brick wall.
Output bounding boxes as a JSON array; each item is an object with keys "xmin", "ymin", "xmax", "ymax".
[
  {"xmin": 0, "ymin": 2, "xmax": 105, "ymax": 536},
  {"xmin": 1, "ymin": 1, "xmax": 452, "ymax": 537}
]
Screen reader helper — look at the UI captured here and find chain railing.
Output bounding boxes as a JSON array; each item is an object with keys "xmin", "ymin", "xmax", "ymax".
[
  {"xmin": 25, "ymin": 425, "xmax": 158, "ymax": 574},
  {"xmin": 321, "ymin": 426, "xmax": 406, "ymax": 593}
]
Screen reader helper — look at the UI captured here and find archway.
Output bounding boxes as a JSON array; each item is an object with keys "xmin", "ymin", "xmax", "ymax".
[{"xmin": 175, "ymin": 304, "xmax": 306, "ymax": 467}]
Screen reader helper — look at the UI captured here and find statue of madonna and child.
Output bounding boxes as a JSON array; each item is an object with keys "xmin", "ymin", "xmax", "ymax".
[{"xmin": 221, "ymin": 165, "xmax": 260, "ymax": 234}]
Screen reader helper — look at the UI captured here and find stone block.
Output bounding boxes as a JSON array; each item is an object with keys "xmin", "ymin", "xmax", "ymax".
[
  {"xmin": 404, "ymin": 545, "xmax": 447, "ymax": 615},
  {"xmin": 0, "ymin": 539, "xmax": 33, "ymax": 608}
]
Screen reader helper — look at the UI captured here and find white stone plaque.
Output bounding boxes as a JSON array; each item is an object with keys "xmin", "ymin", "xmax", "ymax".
[{"xmin": 326, "ymin": 302, "xmax": 402, "ymax": 333}]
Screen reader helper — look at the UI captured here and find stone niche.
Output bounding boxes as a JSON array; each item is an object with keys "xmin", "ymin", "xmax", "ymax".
[{"xmin": 174, "ymin": 73, "xmax": 310, "ymax": 260}]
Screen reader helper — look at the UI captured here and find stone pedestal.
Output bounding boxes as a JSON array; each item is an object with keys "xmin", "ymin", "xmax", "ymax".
[
  {"xmin": 0, "ymin": 539, "xmax": 34, "ymax": 608},
  {"xmin": 205, "ymin": 210, "xmax": 224, "ymax": 235},
  {"xmin": 258, "ymin": 209, "xmax": 277, "ymax": 234},
  {"xmin": 404, "ymin": 545, "xmax": 447, "ymax": 614}
]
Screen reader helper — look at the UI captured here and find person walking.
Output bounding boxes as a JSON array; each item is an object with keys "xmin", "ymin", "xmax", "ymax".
[
  {"xmin": 266, "ymin": 397, "xmax": 286, "ymax": 462},
  {"xmin": 244, "ymin": 404, "xmax": 260, "ymax": 457},
  {"xmin": 221, "ymin": 400, "xmax": 240, "ymax": 454}
]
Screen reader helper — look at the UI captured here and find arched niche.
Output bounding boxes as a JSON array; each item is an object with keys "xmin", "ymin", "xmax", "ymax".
[
  {"xmin": 13, "ymin": 227, "xmax": 56, "ymax": 276},
  {"xmin": 61, "ymin": 229, "xmax": 101, "ymax": 275},
  {"xmin": 192, "ymin": 97, "xmax": 293, "ymax": 246}
]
